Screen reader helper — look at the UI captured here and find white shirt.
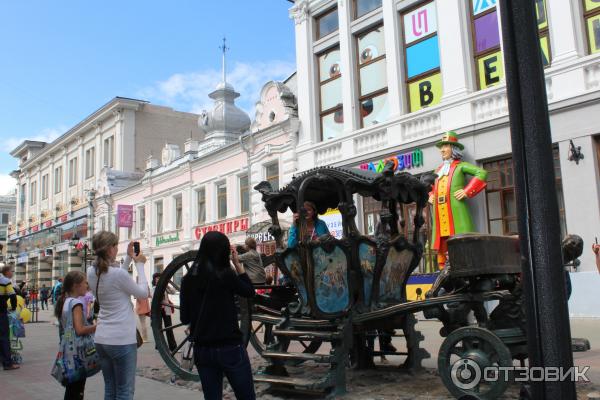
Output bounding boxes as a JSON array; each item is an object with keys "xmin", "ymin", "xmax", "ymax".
[
  {"xmin": 61, "ymin": 297, "xmax": 84, "ymax": 330},
  {"xmin": 87, "ymin": 257, "xmax": 148, "ymax": 345}
]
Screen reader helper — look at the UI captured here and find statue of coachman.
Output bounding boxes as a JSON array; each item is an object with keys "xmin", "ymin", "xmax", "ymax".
[{"xmin": 430, "ymin": 131, "xmax": 488, "ymax": 268}]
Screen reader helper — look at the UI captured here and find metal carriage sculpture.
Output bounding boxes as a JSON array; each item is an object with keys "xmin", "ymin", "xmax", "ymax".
[{"xmin": 151, "ymin": 164, "xmax": 526, "ymax": 399}]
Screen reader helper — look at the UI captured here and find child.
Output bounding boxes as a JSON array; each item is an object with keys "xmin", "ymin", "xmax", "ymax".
[{"xmin": 54, "ymin": 271, "xmax": 97, "ymax": 400}]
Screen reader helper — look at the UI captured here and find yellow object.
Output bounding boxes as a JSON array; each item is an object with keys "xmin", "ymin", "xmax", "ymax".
[
  {"xmin": 477, "ymin": 51, "xmax": 504, "ymax": 89},
  {"xmin": 408, "ymin": 72, "xmax": 442, "ymax": 112},
  {"xmin": 437, "ymin": 176, "xmax": 451, "ymax": 237},
  {"xmin": 586, "ymin": 15, "xmax": 600, "ymax": 54},
  {"xmin": 20, "ymin": 307, "xmax": 32, "ymax": 323},
  {"xmin": 539, "ymin": 35, "xmax": 550, "ymax": 66},
  {"xmin": 6, "ymin": 295, "xmax": 32, "ymax": 323},
  {"xmin": 585, "ymin": 0, "xmax": 600, "ymax": 12},
  {"xmin": 406, "ymin": 283, "xmax": 433, "ymax": 301}
]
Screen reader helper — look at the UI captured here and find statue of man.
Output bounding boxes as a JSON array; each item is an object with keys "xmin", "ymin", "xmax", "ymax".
[{"xmin": 430, "ymin": 131, "xmax": 488, "ymax": 268}]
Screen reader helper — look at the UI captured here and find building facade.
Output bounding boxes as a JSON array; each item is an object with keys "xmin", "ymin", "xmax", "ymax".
[
  {"xmin": 8, "ymin": 97, "xmax": 202, "ymax": 288},
  {"xmin": 0, "ymin": 194, "xmax": 16, "ymax": 264},
  {"xmin": 290, "ymin": 0, "xmax": 600, "ymax": 315},
  {"xmin": 97, "ymin": 77, "xmax": 299, "ymax": 285}
]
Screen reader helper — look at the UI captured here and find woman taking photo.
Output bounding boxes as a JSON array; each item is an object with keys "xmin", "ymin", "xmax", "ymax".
[
  {"xmin": 87, "ymin": 232, "xmax": 149, "ymax": 400},
  {"xmin": 180, "ymin": 231, "xmax": 256, "ymax": 400},
  {"xmin": 287, "ymin": 201, "xmax": 330, "ymax": 248}
]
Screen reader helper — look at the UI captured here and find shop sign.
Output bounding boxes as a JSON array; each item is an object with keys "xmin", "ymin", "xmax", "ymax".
[
  {"xmin": 248, "ymin": 231, "xmax": 275, "ymax": 243},
  {"xmin": 194, "ymin": 217, "xmax": 249, "ymax": 240},
  {"xmin": 31, "ymin": 225, "xmax": 39, "ymax": 233},
  {"xmin": 319, "ymin": 209, "xmax": 343, "ymax": 239},
  {"xmin": 17, "ymin": 254, "xmax": 28, "ymax": 264},
  {"xmin": 359, "ymin": 148, "xmax": 424, "ymax": 173},
  {"xmin": 55, "ymin": 242, "xmax": 70, "ymax": 253},
  {"xmin": 156, "ymin": 232, "xmax": 180, "ymax": 247},
  {"xmin": 117, "ymin": 205, "xmax": 134, "ymax": 228},
  {"xmin": 403, "ymin": 2, "xmax": 437, "ymax": 45}
]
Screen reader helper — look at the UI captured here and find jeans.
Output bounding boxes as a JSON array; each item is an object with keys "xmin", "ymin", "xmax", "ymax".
[
  {"xmin": 0, "ymin": 312, "xmax": 12, "ymax": 368},
  {"xmin": 194, "ymin": 343, "xmax": 256, "ymax": 400},
  {"xmin": 95, "ymin": 343, "xmax": 137, "ymax": 400}
]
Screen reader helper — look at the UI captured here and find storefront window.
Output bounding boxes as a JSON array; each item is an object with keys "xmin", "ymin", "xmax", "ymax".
[
  {"xmin": 316, "ymin": 7, "xmax": 339, "ymax": 39},
  {"xmin": 265, "ymin": 163, "xmax": 279, "ymax": 191},
  {"xmin": 470, "ymin": 0, "xmax": 504, "ymax": 89},
  {"xmin": 583, "ymin": 0, "xmax": 600, "ymax": 54},
  {"xmin": 154, "ymin": 256, "xmax": 164, "ymax": 274},
  {"xmin": 354, "ymin": 0, "xmax": 382, "ymax": 19},
  {"xmin": 196, "ymin": 188, "xmax": 206, "ymax": 224},
  {"xmin": 155, "ymin": 200, "xmax": 163, "ymax": 234},
  {"xmin": 403, "ymin": 1, "xmax": 443, "ymax": 111},
  {"xmin": 319, "ymin": 47, "xmax": 344, "ymax": 140},
  {"xmin": 357, "ymin": 25, "xmax": 389, "ymax": 126},
  {"xmin": 536, "ymin": 0, "xmax": 551, "ymax": 66},
  {"xmin": 239, "ymin": 175, "xmax": 249, "ymax": 213},
  {"xmin": 174, "ymin": 194, "xmax": 182, "ymax": 230},
  {"xmin": 484, "ymin": 149, "xmax": 567, "ymax": 237}
]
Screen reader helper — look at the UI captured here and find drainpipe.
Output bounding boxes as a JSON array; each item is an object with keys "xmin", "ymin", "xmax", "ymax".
[{"xmin": 239, "ymin": 132, "xmax": 254, "ymax": 230}]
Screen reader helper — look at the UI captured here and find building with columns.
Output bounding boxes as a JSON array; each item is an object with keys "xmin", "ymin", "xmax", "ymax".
[
  {"xmin": 0, "ymin": 194, "xmax": 16, "ymax": 264},
  {"xmin": 289, "ymin": 0, "xmax": 600, "ymax": 316},
  {"xmin": 97, "ymin": 76, "xmax": 299, "ymax": 285},
  {"xmin": 8, "ymin": 97, "xmax": 202, "ymax": 288}
]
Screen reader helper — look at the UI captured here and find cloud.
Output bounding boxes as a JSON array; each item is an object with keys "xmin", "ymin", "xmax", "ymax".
[
  {"xmin": 5, "ymin": 126, "xmax": 66, "ymax": 154},
  {"xmin": 0, "ymin": 173, "xmax": 17, "ymax": 195},
  {"xmin": 138, "ymin": 60, "xmax": 296, "ymax": 116}
]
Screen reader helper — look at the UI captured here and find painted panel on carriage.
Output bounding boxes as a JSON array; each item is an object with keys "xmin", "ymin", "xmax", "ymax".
[
  {"xmin": 403, "ymin": 2, "xmax": 437, "ymax": 45},
  {"xmin": 359, "ymin": 242, "xmax": 376, "ymax": 305},
  {"xmin": 477, "ymin": 50, "xmax": 504, "ymax": 89},
  {"xmin": 539, "ymin": 35, "xmax": 550, "ymax": 67},
  {"xmin": 586, "ymin": 14, "xmax": 600, "ymax": 54},
  {"xmin": 408, "ymin": 72, "xmax": 442, "ymax": 112},
  {"xmin": 312, "ymin": 246, "xmax": 349, "ymax": 314},
  {"xmin": 406, "ymin": 36, "xmax": 440, "ymax": 79},
  {"xmin": 379, "ymin": 247, "xmax": 414, "ymax": 303},
  {"xmin": 284, "ymin": 251, "xmax": 308, "ymax": 306}
]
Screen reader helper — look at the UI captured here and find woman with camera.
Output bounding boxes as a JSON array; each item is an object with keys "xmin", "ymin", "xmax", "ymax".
[{"xmin": 87, "ymin": 232, "xmax": 149, "ymax": 400}]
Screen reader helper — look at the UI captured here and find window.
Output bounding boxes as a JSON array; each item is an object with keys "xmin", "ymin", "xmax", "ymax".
[
  {"xmin": 138, "ymin": 206, "xmax": 145, "ymax": 234},
  {"xmin": 403, "ymin": 2, "xmax": 443, "ymax": 111},
  {"xmin": 357, "ymin": 25, "xmax": 389, "ymax": 126},
  {"xmin": 30, "ymin": 181, "xmax": 37, "ymax": 205},
  {"xmin": 217, "ymin": 182, "xmax": 227, "ymax": 220},
  {"xmin": 484, "ymin": 149, "xmax": 567, "ymax": 237},
  {"xmin": 54, "ymin": 166, "xmax": 62, "ymax": 194},
  {"xmin": 103, "ymin": 136, "xmax": 114, "ymax": 168},
  {"xmin": 156, "ymin": 200, "xmax": 163, "ymax": 233},
  {"xmin": 470, "ymin": 0, "xmax": 504, "ymax": 89},
  {"xmin": 353, "ymin": 0, "xmax": 382, "ymax": 19},
  {"xmin": 19, "ymin": 184, "xmax": 26, "ymax": 220},
  {"xmin": 1, "ymin": 213, "xmax": 9, "ymax": 224},
  {"xmin": 319, "ymin": 47, "xmax": 344, "ymax": 140},
  {"xmin": 68, "ymin": 158, "xmax": 78, "ymax": 187},
  {"xmin": 583, "ymin": 0, "xmax": 600, "ymax": 54},
  {"xmin": 153, "ymin": 256, "xmax": 164, "ymax": 274},
  {"xmin": 174, "ymin": 194, "xmax": 183, "ymax": 230},
  {"xmin": 41, "ymin": 174, "xmax": 48, "ymax": 200},
  {"xmin": 85, "ymin": 147, "xmax": 95, "ymax": 179},
  {"xmin": 265, "ymin": 163, "xmax": 279, "ymax": 191},
  {"xmin": 536, "ymin": 0, "xmax": 551, "ymax": 67},
  {"xmin": 316, "ymin": 7, "xmax": 339, "ymax": 39},
  {"xmin": 100, "ymin": 216, "xmax": 106, "ymax": 231},
  {"xmin": 196, "ymin": 188, "xmax": 206, "ymax": 225},
  {"xmin": 239, "ymin": 175, "xmax": 249, "ymax": 214}
]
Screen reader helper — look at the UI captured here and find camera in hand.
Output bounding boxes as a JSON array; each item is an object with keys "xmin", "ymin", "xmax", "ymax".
[{"xmin": 133, "ymin": 241, "xmax": 140, "ymax": 256}]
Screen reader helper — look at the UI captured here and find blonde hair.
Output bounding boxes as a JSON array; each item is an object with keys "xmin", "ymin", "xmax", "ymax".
[{"xmin": 92, "ymin": 231, "xmax": 119, "ymax": 275}]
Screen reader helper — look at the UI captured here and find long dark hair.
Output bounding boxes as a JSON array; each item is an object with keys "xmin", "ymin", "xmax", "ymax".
[
  {"xmin": 192, "ymin": 231, "xmax": 232, "ymax": 280},
  {"xmin": 54, "ymin": 270, "xmax": 86, "ymax": 320}
]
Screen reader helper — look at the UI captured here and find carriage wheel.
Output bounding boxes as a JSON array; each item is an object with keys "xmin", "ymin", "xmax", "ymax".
[{"xmin": 438, "ymin": 326, "xmax": 512, "ymax": 400}]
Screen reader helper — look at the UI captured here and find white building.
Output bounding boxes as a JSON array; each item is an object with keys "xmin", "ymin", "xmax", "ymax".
[
  {"xmin": 8, "ymin": 97, "xmax": 202, "ymax": 287},
  {"xmin": 289, "ymin": 0, "xmax": 600, "ymax": 316},
  {"xmin": 0, "ymin": 194, "xmax": 16, "ymax": 265}
]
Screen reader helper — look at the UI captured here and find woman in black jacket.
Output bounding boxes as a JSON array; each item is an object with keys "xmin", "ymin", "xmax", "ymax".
[{"xmin": 180, "ymin": 231, "xmax": 256, "ymax": 400}]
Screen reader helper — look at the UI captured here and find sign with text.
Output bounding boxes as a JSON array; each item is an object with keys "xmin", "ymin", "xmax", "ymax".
[
  {"xmin": 403, "ymin": 2, "xmax": 437, "ymax": 45},
  {"xmin": 194, "ymin": 217, "xmax": 249, "ymax": 240},
  {"xmin": 477, "ymin": 50, "xmax": 504, "ymax": 89},
  {"xmin": 408, "ymin": 72, "xmax": 442, "ymax": 112},
  {"xmin": 117, "ymin": 205, "xmax": 133, "ymax": 228},
  {"xmin": 359, "ymin": 148, "xmax": 424, "ymax": 173},
  {"xmin": 156, "ymin": 232, "xmax": 180, "ymax": 247},
  {"xmin": 319, "ymin": 209, "xmax": 343, "ymax": 239}
]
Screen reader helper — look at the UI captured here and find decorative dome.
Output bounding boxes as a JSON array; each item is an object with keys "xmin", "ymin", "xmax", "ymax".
[{"xmin": 198, "ymin": 82, "xmax": 250, "ymax": 137}]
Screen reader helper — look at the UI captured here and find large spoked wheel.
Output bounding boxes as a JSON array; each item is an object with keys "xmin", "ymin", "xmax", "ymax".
[
  {"xmin": 438, "ymin": 326, "xmax": 513, "ymax": 400},
  {"xmin": 152, "ymin": 251, "xmax": 255, "ymax": 380}
]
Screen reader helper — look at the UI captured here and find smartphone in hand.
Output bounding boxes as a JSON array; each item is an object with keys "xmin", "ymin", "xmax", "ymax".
[{"xmin": 133, "ymin": 241, "xmax": 140, "ymax": 256}]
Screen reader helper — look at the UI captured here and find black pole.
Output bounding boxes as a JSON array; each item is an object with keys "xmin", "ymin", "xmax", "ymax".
[{"xmin": 498, "ymin": 1, "xmax": 576, "ymax": 399}]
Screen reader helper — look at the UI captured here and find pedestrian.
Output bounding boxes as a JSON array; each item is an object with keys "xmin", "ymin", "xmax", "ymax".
[
  {"xmin": 593, "ymin": 240, "xmax": 600, "ymax": 274},
  {"xmin": 180, "ymin": 231, "xmax": 256, "ymax": 400},
  {"xmin": 0, "ymin": 265, "xmax": 19, "ymax": 370},
  {"xmin": 151, "ymin": 273, "xmax": 177, "ymax": 352},
  {"xmin": 54, "ymin": 270, "xmax": 97, "ymax": 400},
  {"xmin": 40, "ymin": 284, "xmax": 50, "ymax": 310},
  {"xmin": 87, "ymin": 232, "xmax": 149, "ymax": 400},
  {"xmin": 53, "ymin": 278, "xmax": 63, "ymax": 305},
  {"xmin": 237, "ymin": 237, "xmax": 266, "ymax": 285},
  {"xmin": 31, "ymin": 286, "xmax": 39, "ymax": 310}
]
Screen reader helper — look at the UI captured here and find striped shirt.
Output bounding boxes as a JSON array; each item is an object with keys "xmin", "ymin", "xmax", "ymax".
[{"xmin": 0, "ymin": 274, "xmax": 16, "ymax": 313}]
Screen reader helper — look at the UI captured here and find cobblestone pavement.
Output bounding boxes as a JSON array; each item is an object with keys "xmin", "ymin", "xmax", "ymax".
[{"xmin": 1, "ymin": 309, "xmax": 599, "ymax": 399}]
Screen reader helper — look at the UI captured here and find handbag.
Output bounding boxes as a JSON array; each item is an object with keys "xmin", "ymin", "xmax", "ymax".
[
  {"xmin": 8, "ymin": 312, "xmax": 25, "ymax": 338},
  {"xmin": 95, "ymin": 270, "xmax": 144, "ymax": 349},
  {"xmin": 51, "ymin": 298, "xmax": 101, "ymax": 385}
]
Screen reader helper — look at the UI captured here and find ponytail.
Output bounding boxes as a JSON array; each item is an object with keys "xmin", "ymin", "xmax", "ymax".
[{"xmin": 54, "ymin": 287, "xmax": 66, "ymax": 320}]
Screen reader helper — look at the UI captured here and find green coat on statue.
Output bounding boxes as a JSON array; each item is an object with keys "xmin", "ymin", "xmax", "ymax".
[{"xmin": 431, "ymin": 160, "xmax": 488, "ymax": 250}]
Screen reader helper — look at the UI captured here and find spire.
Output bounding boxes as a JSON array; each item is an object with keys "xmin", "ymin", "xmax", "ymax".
[{"xmin": 219, "ymin": 36, "xmax": 229, "ymax": 85}]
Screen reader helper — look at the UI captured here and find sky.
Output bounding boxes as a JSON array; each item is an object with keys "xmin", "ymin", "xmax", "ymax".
[{"xmin": 0, "ymin": 0, "xmax": 296, "ymax": 194}]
